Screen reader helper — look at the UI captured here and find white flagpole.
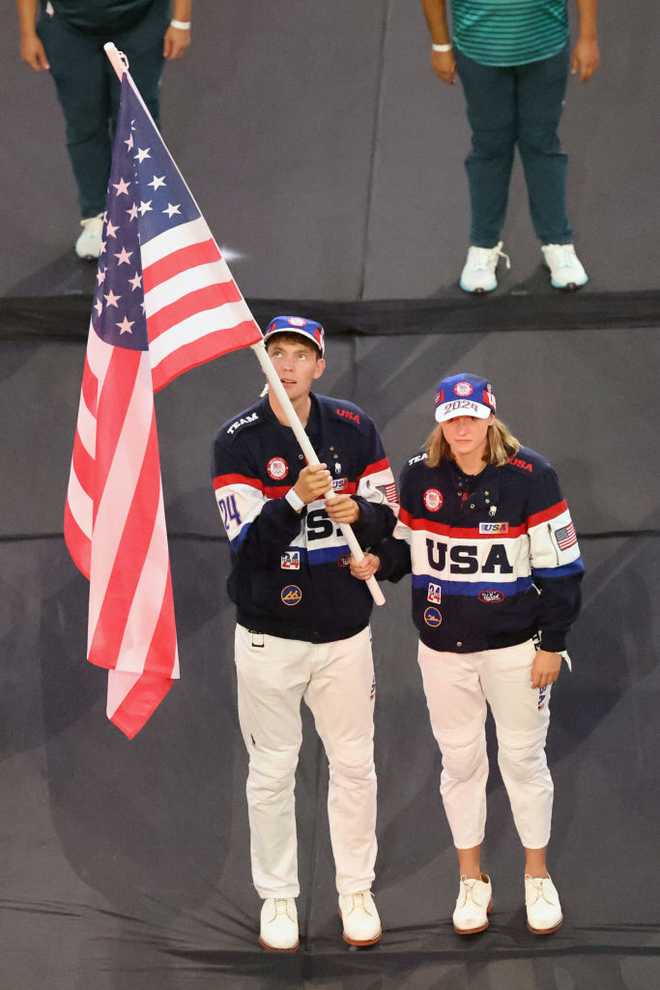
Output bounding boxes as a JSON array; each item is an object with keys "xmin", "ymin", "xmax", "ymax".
[
  {"xmin": 252, "ymin": 340, "xmax": 385, "ymax": 607},
  {"xmin": 104, "ymin": 43, "xmax": 385, "ymax": 607}
]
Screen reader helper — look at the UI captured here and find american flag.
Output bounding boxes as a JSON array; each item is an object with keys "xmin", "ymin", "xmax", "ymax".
[
  {"xmin": 64, "ymin": 68, "xmax": 262, "ymax": 739},
  {"xmin": 555, "ymin": 521, "xmax": 578, "ymax": 551}
]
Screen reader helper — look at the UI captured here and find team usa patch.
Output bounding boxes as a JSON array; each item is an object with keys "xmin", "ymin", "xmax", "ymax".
[
  {"xmin": 427, "ymin": 582, "xmax": 442, "ymax": 605},
  {"xmin": 423, "ymin": 606, "xmax": 443, "ymax": 628},
  {"xmin": 478, "ymin": 589, "xmax": 505, "ymax": 604},
  {"xmin": 538, "ymin": 685, "xmax": 549, "ymax": 710},
  {"xmin": 332, "ymin": 477, "xmax": 347, "ymax": 492},
  {"xmin": 281, "ymin": 584, "xmax": 302, "ymax": 606},
  {"xmin": 454, "ymin": 380, "xmax": 474, "ymax": 397},
  {"xmin": 479, "ymin": 522, "xmax": 509, "ymax": 534},
  {"xmin": 423, "ymin": 488, "xmax": 444, "ymax": 512},
  {"xmin": 267, "ymin": 456, "xmax": 289, "ymax": 481},
  {"xmin": 554, "ymin": 521, "xmax": 577, "ymax": 550},
  {"xmin": 281, "ymin": 551, "xmax": 300, "ymax": 570}
]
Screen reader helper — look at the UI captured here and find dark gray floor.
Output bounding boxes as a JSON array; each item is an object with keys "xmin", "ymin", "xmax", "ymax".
[
  {"xmin": 3, "ymin": 3, "xmax": 659, "ymax": 299},
  {"xmin": 1, "ymin": 328, "xmax": 659, "ymax": 988}
]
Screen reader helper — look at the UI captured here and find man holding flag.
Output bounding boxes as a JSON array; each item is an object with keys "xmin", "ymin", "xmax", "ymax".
[{"xmin": 212, "ymin": 317, "xmax": 398, "ymax": 951}]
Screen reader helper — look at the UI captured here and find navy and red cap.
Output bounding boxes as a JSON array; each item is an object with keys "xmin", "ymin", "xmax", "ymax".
[
  {"xmin": 434, "ymin": 372, "xmax": 497, "ymax": 423},
  {"xmin": 264, "ymin": 315, "xmax": 325, "ymax": 357}
]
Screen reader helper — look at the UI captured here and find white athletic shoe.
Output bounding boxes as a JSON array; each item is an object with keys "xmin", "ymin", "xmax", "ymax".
[
  {"xmin": 541, "ymin": 243, "xmax": 588, "ymax": 290},
  {"xmin": 338, "ymin": 890, "xmax": 382, "ymax": 946},
  {"xmin": 75, "ymin": 213, "xmax": 104, "ymax": 260},
  {"xmin": 459, "ymin": 242, "xmax": 510, "ymax": 294},
  {"xmin": 524, "ymin": 874, "xmax": 563, "ymax": 935},
  {"xmin": 259, "ymin": 897, "xmax": 299, "ymax": 952},
  {"xmin": 452, "ymin": 874, "xmax": 493, "ymax": 935}
]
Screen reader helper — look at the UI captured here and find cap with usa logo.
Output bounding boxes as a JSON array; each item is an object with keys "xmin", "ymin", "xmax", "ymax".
[
  {"xmin": 434, "ymin": 372, "xmax": 497, "ymax": 423},
  {"xmin": 264, "ymin": 315, "xmax": 325, "ymax": 357}
]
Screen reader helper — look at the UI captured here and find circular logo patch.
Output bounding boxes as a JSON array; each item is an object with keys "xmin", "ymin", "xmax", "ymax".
[
  {"xmin": 454, "ymin": 380, "xmax": 474, "ymax": 397},
  {"xmin": 289, "ymin": 317, "xmax": 306, "ymax": 327},
  {"xmin": 281, "ymin": 584, "xmax": 302, "ymax": 606},
  {"xmin": 423, "ymin": 488, "xmax": 444, "ymax": 512},
  {"xmin": 267, "ymin": 456, "xmax": 289, "ymax": 481},
  {"xmin": 423, "ymin": 606, "xmax": 443, "ymax": 628},
  {"xmin": 478, "ymin": 589, "xmax": 505, "ymax": 605}
]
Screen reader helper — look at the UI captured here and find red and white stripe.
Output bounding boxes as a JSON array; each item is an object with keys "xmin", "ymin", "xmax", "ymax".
[
  {"xmin": 141, "ymin": 217, "xmax": 262, "ymax": 391},
  {"xmin": 64, "ymin": 325, "xmax": 179, "ymax": 739}
]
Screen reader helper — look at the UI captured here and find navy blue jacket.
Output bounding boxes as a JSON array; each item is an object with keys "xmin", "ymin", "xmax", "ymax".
[
  {"xmin": 212, "ymin": 394, "xmax": 397, "ymax": 643},
  {"xmin": 375, "ymin": 447, "xmax": 583, "ymax": 653}
]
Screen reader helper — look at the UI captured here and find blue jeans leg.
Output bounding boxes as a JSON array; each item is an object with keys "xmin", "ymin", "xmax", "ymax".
[
  {"xmin": 455, "ymin": 50, "xmax": 516, "ymax": 248},
  {"xmin": 516, "ymin": 47, "xmax": 572, "ymax": 244}
]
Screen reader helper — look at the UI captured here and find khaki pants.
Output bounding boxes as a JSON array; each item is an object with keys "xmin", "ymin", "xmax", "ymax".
[
  {"xmin": 235, "ymin": 624, "xmax": 377, "ymax": 898},
  {"xmin": 418, "ymin": 638, "xmax": 553, "ymax": 850}
]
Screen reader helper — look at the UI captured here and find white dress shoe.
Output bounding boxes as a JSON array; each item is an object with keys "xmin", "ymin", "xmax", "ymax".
[
  {"xmin": 452, "ymin": 874, "xmax": 493, "ymax": 934},
  {"xmin": 75, "ymin": 213, "xmax": 104, "ymax": 260},
  {"xmin": 459, "ymin": 242, "xmax": 510, "ymax": 294},
  {"xmin": 525, "ymin": 874, "xmax": 563, "ymax": 934},
  {"xmin": 259, "ymin": 897, "xmax": 299, "ymax": 952},
  {"xmin": 541, "ymin": 243, "xmax": 588, "ymax": 290},
  {"xmin": 338, "ymin": 890, "xmax": 382, "ymax": 947}
]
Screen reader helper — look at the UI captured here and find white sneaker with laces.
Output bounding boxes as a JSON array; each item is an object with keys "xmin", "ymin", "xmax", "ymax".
[
  {"xmin": 525, "ymin": 874, "xmax": 563, "ymax": 934},
  {"xmin": 259, "ymin": 896, "xmax": 299, "ymax": 952},
  {"xmin": 452, "ymin": 874, "xmax": 493, "ymax": 935},
  {"xmin": 459, "ymin": 242, "xmax": 510, "ymax": 294},
  {"xmin": 541, "ymin": 243, "xmax": 588, "ymax": 290},
  {"xmin": 338, "ymin": 890, "xmax": 382, "ymax": 946},
  {"xmin": 75, "ymin": 213, "xmax": 104, "ymax": 260}
]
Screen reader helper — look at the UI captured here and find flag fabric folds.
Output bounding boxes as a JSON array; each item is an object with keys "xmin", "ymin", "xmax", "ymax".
[{"xmin": 64, "ymin": 67, "xmax": 263, "ymax": 738}]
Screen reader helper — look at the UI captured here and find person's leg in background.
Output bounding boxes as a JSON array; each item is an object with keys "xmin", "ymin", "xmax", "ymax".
[
  {"xmin": 516, "ymin": 47, "xmax": 588, "ymax": 290},
  {"xmin": 37, "ymin": 9, "xmax": 110, "ymax": 258},
  {"xmin": 110, "ymin": 0, "xmax": 170, "ymax": 131},
  {"xmin": 454, "ymin": 49, "xmax": 515, "ymax": 293}
]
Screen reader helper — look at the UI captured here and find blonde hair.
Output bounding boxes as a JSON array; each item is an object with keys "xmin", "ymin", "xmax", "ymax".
[{"xmin": 424, "ymin": 416, "xmax": 521, "ymax": 469}]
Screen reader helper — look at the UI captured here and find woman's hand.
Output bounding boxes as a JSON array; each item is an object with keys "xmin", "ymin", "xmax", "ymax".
[
  {"xmin": 163, "ymin": 25, "xmax": 191, "ymax": 60},
  {"xmin": 349, "ymin": 553, "xmax": 381, "ymax": 581},
  {"xmin": 531, "ymin": 650, "xmax": 562, "ymax": 689}
]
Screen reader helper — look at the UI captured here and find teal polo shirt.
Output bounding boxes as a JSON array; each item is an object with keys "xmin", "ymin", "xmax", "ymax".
[{"xmin": 451, "ymin": 0, "xmax": 569, "ymax": 67}]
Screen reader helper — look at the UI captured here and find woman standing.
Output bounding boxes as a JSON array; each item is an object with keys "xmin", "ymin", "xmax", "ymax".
[{"xmin": 351, "ymin": 372, "xmax": 584, "ymax": 935}]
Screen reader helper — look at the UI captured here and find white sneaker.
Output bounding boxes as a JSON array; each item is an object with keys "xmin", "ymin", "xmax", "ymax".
[
  {"xmin": 541, "ymin": 243, "xmax": 588, "ymax": 290},
  {"xmin": 459, "ymin": 242, "xmax": 510, "ymax": 294},
  {"xmin": 75, "ymin": 213, "xmax": 104, "ymax": 260},
  {"xmin": 524, "ymin": 874, "xmax": 563, "ymax": 935},
  {"xmin": 452, "ymin": 874, "xmax": 493, "ymax": 935},
  {"xmin": 338, "ymin": 890, "xmax": 382, "ymax": 947},
  {"xmin": 259, "ymin": 897, "xmax": 299, "ymax": 952}
]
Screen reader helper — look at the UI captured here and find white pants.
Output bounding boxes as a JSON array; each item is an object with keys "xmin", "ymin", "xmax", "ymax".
[
  {"xmin": 234, "ymin": 624, "xmax": 377, "ymax": 899},
  {"xmin": 417, "ymin": 638, "xmax": 553, "ymax": 850}
]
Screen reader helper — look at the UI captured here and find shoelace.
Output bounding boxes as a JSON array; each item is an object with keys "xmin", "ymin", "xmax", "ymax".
[
  {"xmin": 527, "ymin": 877, "xmax": 555, "ymax": 905},
  {"xmin": 344, "ymin": 892, "xmax": 372, "ymax": 915},
  {"xmin": 273, "ymin": 898, "xmax": 292, "ymax": 920},
  {"xmin": 458, "ymin": 877, "xmax": 488, "ymax": 908},
  {"xmin": 472, "ymin": 242, "xmax": 511, "ymax": 272}
]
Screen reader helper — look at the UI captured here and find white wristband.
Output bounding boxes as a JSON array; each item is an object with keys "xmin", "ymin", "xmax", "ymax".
[
  {"xmin": 170, "ymin": 19, "xmax": 191, "ymax": 30},
  {"xmin": 285, "ymin": 488, "xmax": 305, "ymax": 514},
  {"xmin": 432, "ymin": 42, "xmax": 452, "ymax": 53}
]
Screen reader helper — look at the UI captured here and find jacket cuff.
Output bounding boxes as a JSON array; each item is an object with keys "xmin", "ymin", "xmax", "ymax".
[{"xmin": 539, "ymin": 630, "xmax": 567, "ymax": 652}]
